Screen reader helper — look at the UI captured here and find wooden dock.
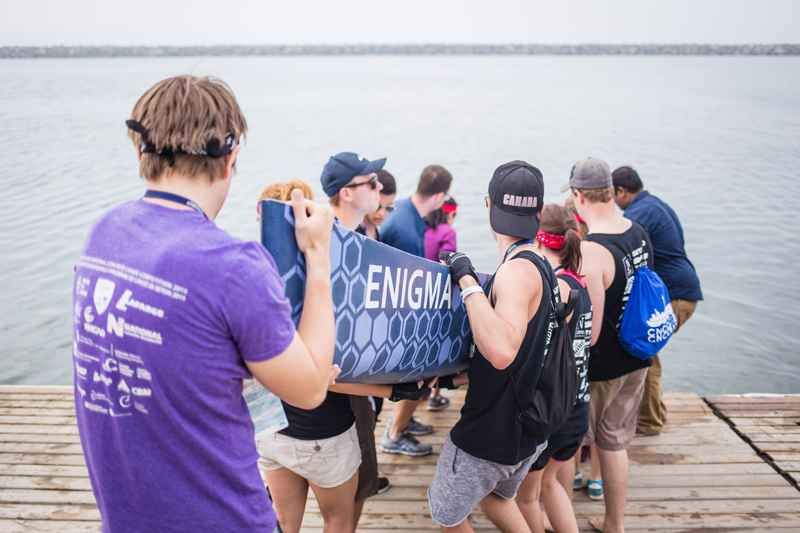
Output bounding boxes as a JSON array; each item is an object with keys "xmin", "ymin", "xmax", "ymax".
[
  {"xmin": 705, "ymin": 395, "xmax": 800, "ymax": 489},
  {"xmin": 1, "ymin": 386, "xmax": 799, "ymax": 532}
]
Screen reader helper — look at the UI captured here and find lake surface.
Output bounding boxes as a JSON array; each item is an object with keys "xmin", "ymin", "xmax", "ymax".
[{"xmin": 1, "ymin": 55, "xmax": 798, "ymax": 394}]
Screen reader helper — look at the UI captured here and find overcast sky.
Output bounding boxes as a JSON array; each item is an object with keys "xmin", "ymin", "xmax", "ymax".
[{"xmin": 2, "ymin": 0, "xmax": 798, "ymax": 47}]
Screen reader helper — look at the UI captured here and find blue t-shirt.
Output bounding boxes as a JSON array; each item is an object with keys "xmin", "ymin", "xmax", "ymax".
[
  {"xmin": 380, "ymin": 198, "xmax": 427, "ymax": 257},
  {"xmin": 623, "ymin": 191, "xmax": 703, "ymax": 302},
  {"xmin": 73, "ymin": 199, "xmax": 295, "ymax": 533}
]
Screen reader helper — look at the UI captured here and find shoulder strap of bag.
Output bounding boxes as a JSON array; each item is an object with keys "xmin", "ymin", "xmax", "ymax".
[
  {"xmin": 502, "ymin": 251, "xmax": 578, "ymax": 409},
  {"xmin": 556, "ymin": 269, "xmax": 586, "ymax": 288},
  {"xmin": 603, "ymin": 313, "xmax": 623, "ymax": 339}
]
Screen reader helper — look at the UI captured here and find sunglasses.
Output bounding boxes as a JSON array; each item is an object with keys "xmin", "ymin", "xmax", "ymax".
[
  {"xmin": 379, "ymin": 203, "xmax": 396, "ymax": 213},
  {"xmin": 485, "ymin": 195, "xmax": 491, "ymax": 207},
  {"xmin": 344, "ymin": 175, "xmax": 378, "ymax": 190}
]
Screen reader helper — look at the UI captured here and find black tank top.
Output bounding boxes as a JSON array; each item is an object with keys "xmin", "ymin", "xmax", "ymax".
[
  {"xmin": 584, "ymin": 223, "xmax": 654, "ymax": 382},
  {"xmin": 279, "ymin": 392, "xmax": 355, "ymax": 440},
  {"xmin": 557, "ymin": 272, "xmax": 592, "ymax": 404},
  {"xmin": 450, "ymin": 250, "xmax": 557, "ymax": 465}
]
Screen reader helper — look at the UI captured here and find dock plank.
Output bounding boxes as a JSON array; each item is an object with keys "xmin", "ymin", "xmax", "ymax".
[
  {"xmin": 0, "ymin": 503, "xmax": 99, "ymax": 521},
  {"xmin": 0, "ymin": 454, "xmax": 85, "ymax": 467},
  {"xmin": 0, "ymin": 465, "xmax": 89, "ymax": 478},
  {"xmin": 0, "ymin": 520, "xmax": 101, "ymax": 532},
  {"xmin": 0, "ymin": 490, "xmax": 96, "ymax": 505},
  {"xmin": 0, "ymin": 477, "xmax": 92, "ymax": 492}
]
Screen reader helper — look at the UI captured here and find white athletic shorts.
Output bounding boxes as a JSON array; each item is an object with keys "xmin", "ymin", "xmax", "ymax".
[{"xmin": 257, "ymin": 423, "xmax": 361, "ymax": 488}]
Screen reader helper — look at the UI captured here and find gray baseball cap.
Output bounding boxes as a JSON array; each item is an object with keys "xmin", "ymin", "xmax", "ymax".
[{"xmin": 560, "ymin": 157, "xmax": 613, "ymax": 192}]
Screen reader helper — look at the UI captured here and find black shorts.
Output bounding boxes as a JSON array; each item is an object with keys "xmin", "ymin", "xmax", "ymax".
[{"xmin": 530, "ymin": 402, "xmax": 590, "ymax": 472}]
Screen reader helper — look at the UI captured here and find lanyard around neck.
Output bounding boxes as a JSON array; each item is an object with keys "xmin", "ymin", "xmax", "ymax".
[
  {"xmin": 502, "ymin": 238, "xmax": 536, "ymax": 264},
  {"xmin": 144, "ymin": 190, "xmax": 208, "ymax": 220}
]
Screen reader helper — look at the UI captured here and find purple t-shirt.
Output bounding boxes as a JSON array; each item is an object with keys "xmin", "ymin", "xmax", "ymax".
[
  {"xmin": 72, "ymin": 199, "xmax": 295, "ymax": 533},
  {"xmin": 424, "ymin": 223, "xmax": 457, "ymax": 262}
]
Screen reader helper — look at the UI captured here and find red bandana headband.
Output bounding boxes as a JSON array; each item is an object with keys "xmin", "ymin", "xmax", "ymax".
[
  {"xmin": 574, "ymin": 212, "xmax": 586, "ymax": 224},
  {"xmin": 443, "ymin": 204, "xmax": 457, "ymax": 214},
  {"xmin": 536, "ymin": 227, "xmax": 580, "ymax": 250},
  {"xmin": 536, "ymin": 230, "xmax": 564, "ymax": 250}
]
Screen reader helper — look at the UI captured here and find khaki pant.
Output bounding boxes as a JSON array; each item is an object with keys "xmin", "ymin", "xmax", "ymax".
[
  {"xmin": 637, "ymin": 299, "xmax": 698, "ymax": 435},
  {"xmin": 583, "ymin": 368, "xmax": 648, "ymax": 451}
]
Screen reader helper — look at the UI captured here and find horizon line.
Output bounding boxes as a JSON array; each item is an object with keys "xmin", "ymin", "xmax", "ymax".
[{"xmin": 2, "ymin": 43, "xmax": 799, "ymax": 59}]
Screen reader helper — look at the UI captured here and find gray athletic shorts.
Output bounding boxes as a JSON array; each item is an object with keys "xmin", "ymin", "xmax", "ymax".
[{"xmin": 427, "ymin": 437, "xmax": 547, "ymax": 527}]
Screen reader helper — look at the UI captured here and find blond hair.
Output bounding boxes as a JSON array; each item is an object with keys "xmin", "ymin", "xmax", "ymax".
[
  {"xmin": 257, "ymin": 180, "xmax": 314, "ymax": 221},
  {"xmin": 574, "ymin": 186, "xmax": 613, "ymax": 204},
  {"xmin": 128, "ymin": 76, "xmax": 247, "ymax": 182},
  {"xmin": 258, "ymin": 180, "xmax": 315, "ymax": 203}
]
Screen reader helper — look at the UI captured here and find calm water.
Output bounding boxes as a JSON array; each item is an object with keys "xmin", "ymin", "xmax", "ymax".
[{"xmin": 1, "ymin": 55, "xmax": 799, "ymax": 393}]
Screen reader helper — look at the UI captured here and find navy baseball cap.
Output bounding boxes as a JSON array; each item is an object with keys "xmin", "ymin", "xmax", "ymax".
[
  {"xmin": 320, "ymin": 152, "xmax": 387, "ymax": 197},
  {"xmin": 488, "ymin": 161, "xmax": 544, "ymax": 239}
]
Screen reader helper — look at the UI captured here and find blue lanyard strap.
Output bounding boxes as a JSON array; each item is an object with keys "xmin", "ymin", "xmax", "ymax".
[
  {"xmin": 144, "ymin": 190, "xmax": 208, "ymax": 219},
  {"xmin": 502, "ymin": 239, "xmax": 536, "ymax": 264}
]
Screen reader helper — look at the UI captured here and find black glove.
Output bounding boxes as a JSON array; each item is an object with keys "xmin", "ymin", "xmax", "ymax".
[
  {"xmin": 389, "ymin": 382, "xmax": 432, "ymax": 402},
  {"xmin": 439, "ymin": 251, "xmax": 479, "ymax": 285},
  {"xmin": 435, "ymin": 374, "xmax": 458, "ymax": 390}
]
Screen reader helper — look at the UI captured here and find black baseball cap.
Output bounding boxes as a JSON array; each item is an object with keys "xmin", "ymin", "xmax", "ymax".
[
  {"xmin": 320, "ymin": 152, "xmax": 387, "ymax": 197},
  {"xmin": 488, "ymin": 161, "xmax": 544, "ymax": 239}
]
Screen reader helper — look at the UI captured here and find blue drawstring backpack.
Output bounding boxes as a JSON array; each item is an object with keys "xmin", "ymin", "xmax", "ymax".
[{"xmin": 613, "ymin": 266, "xmax": 677, "ymax": 360}]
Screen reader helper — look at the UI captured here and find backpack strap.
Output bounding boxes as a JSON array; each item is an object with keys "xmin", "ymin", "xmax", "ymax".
[
  {"xmin": 556, "ymin": 269, "xmax": 586, "ymax": 289},
  {"xmin": 603, "ymin": 313, "xmax": 623, "ymax": 339},
  {"xmin": 501, "ymin": 251, "xmax": 578, "ymax": 412}
]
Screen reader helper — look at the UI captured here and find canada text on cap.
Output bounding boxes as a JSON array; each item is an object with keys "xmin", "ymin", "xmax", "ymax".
[{"xmin": 488, "ymin": 160, "xmax": 545, "ymax": 240}]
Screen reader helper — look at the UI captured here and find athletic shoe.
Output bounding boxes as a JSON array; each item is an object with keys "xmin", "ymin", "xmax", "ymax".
[
  {"xmin": 573, "ymin": 472, "xmax": 583, "ymax": 490},
  {"xmin": 377, "ymin": 476, "xmax": 391, "ymax": 494},
  {"xmin": 384, "ymin": 416, "xmax": 434, "ymax": 436},
  {"xmin": 427, "ymin": 395, "xmax": 450, "ymax": 411},
  {"xmin": 406, "ymin": 417, "xmax": 434, "ymax": 436},
  {"xmin": 381, "ymin": 428, "xmax": 432, "ymax": 456},
  {"xmin": 588, "ymin": 479, "xmax": 603, "ymax": 500}
]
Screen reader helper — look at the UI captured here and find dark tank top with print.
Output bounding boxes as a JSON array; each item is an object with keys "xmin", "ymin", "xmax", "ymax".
[
  {"xmin": 556, "ymin": 272, "xmax": 592, "ymax": 404},
  {"xmin": 450, "ymin": 250, "xmax": 557, "ymax": 465},
  {"xmin": 584, "ymin": 222, "xmax": 654, "ymax": 382}
]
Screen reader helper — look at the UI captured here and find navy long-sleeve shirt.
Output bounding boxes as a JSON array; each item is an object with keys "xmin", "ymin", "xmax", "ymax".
[
  {"xmin": 380, "ymin": 198, "xmax": 427, "ymax": 258},
  {"xmin": 623, "ymin": 191, "xmax": 703, "ymax": 302}
]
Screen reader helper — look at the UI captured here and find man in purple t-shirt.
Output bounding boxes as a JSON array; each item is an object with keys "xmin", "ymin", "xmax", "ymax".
[{"xmin": 73, "ymin": 75, "xmax": 336, "ymax": 533}]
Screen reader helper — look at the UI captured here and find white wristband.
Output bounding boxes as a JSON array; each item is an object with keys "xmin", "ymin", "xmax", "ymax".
[{"xmin": 460, "ymin": 285, "xmax": 484, "ymax": 303}]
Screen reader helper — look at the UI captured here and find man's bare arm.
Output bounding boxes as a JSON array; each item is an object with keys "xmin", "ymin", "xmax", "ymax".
[
  {"xmin": 329, "ymin": 383, "xmax": 392, "ymax": 398},
  {"xmin": 580, "ymin": 241, "xmax": 613, "ymax": 346},
  {"xmin": 460, "ymin": 260, "xmax": 540, "ymax": 370}
]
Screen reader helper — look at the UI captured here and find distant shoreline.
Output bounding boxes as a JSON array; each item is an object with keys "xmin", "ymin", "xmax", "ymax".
[{"xmin": 2, "ymin": 43, "xmax": 799, "ymax": 59}]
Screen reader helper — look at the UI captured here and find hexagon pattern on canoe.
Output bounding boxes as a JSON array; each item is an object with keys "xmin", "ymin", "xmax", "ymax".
[{"xmin": 262, "ymin": 201, "xmax": 475, "ymax": 384}]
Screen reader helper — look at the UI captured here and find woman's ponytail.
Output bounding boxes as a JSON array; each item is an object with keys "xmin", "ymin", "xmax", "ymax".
[
  {"xmin": 559, "ymin": 228, "xmax": 582, "ymax": 275},
  {"xmin": 538, "ymin": 204, "xmax": 584, "ymax": 276}
]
